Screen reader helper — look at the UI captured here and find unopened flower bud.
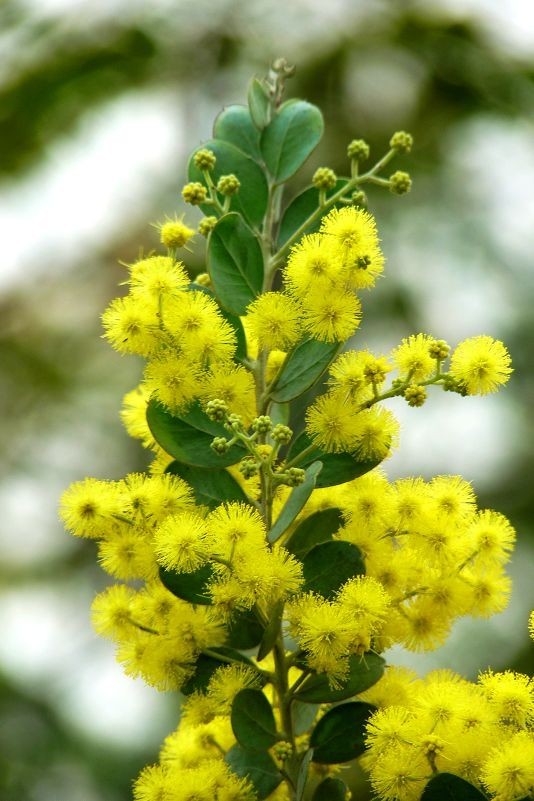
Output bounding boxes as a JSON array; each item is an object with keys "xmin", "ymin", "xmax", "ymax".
[
  {"xmin": 404, "ymin": 385, "xmax": 427, "ymax": 407},
  {"xmin": 182, "ymin": 182, "xmax": 208, "ymax": 205},
  {"xmin": 239, "ymin": 457, "xmax": 259, "ymax": 479},
  {"xmin": 271, "ymin": 424, "xmax": 293, "ymax": 444},
  {"xmin": 217, "ymin": 174, "xmax": 240, "ymax": 196},
  {"xmin": 273, "ymin": 741, "xmax": 293, "ymax": 762},
  {"xmin": 206, "ymin": 399, "xmax": 229, "ymax": 422},
  {"xmin": 193, "ymin": 148, "xmax": 216, "ymax": 171},
  {"xmin": 160, "ymin": 219, "xmax": 195, "ymax": 249},
  {"xmin": 252, "ymin": 415, "xmax": 272, "ymax": 434},
  {"xmin": 428, "ymin": 339, "xmax": 450, "ymax": 360},
  {"xmin": 287, "ymin": 467, "xmax": 305, "ymax": 486},
  {"xmin": 389, "ymin": 171, "xmax": 412, "ymax": 195},
  {"xmin": 194, "ymin": 272, "xmax": 211, "ymax": 287},
  {"xmin": 211, "ymin": 436, "xmax": 230, "ymax": 454},
  {"xmin": 225, "ymin": 413, "xmax": 243, "ymax": 431},
  {"xmin": 347, "ymin": 139, "xmax": 370, "ymax": 161},
  {"xmin": 389, "ymin": 131, "xmax": 413, "ymax": 154},
  {"xmin": 351, "ymin": 190, "xmax": 367, "ymax": 207},
  {"xmin": 312, "ymin": 167, "xmax": 337, "ymax": 191},
  {"xmin": 198, "ymin": 216, "xmax": 218, "ymax": 237}
]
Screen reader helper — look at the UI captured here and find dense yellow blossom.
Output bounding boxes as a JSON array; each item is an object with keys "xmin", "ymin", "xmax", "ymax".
[{"xmin": 450, "ymin": 335, "xmax": 513, "ymax": 395}]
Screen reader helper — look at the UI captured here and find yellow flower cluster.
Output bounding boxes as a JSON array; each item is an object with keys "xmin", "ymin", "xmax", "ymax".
[{"xmin": 362, "ymin": 666, "xmax": 534, "ymax": 801}]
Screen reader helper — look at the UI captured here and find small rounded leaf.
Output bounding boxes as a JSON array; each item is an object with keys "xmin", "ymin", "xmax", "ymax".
[
  {"xmin": 231, "ymin": 689, "xmax": 278, "ymax": 751},
  {"xmin": 261, "ymin": 100, "xmax": 324, "ymax": 182},
  {"xmin": 302, "ymin": 541, "xmax": 365, "ymax": 599},
  {"xmin": 310, "ymin": 701, "xmax": 376, "ymax": 764}
]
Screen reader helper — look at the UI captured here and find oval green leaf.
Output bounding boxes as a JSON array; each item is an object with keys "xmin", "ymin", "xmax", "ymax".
[
  {"xmin": 214, "ymin": 104, "xmax": 262, "ymax": 161},
  {"xmin": 278, "ymin": 179, "xmax": 349, "ymax": 246},
  {"xmin": 268, "ymin": 462, "xmax": 323, "ymax": 544},
  {"xmin": 294, "ymin": 652, "xmax": 385, "ymax": 704},
  {"xmin": 312, "ymin": 778, "xmax": 348, "ymax": 801},
  {"xmin": 302, "ymin": 540, "xmax": 365, "ymax": 599},
  {"xmin": 296, "ymin": 749, "xmax": 313, "ymax": 801},
  {"xmin": 421, "ymin": 774, "xmax": 488, "ymax": 801},
  {"xmin": 188, "ymin": 138, "xmax": 268, "ymax": 227},
  {"xmin": 226, "ymin": 607, "xmax": 265, "ymax": 650},
  {"xmin": 231, "ymin": 689, "xmax": 278, "ymax": 751},
  {"xmin": 159, "ymin": 563, "xmax": 213, "ymax": 605},
  {"xmin": 310, "ymin": 701, "xmax": 376, "ymax": 764},
  {"xmin": 261, "ymin": 99, "xmax": 324, "ymax": 182},
  {"xmin": 182, "ymin": 648, "xmax": 256, "ymax": 696},
  {"xmin": 293, "ymin": 702, "xmax": 319, "ymax": 736},
  {"xmin": 147, "ymin": 399, "xmax": 246, "ymax": 469},
  {"xmin": 208, "ymin": 212, "xmax": 264, "ymax": 316},
  {"xmin": 285, "ymin": 507, "xmax": 343, "ymax": 559},
  {"xmin": 248, "ymin": 77, "xmax": 271, "ymax": 130},
  {"xmin": 287, "ymin": 431, "xmax": 384, "ymax": 488},
  {"xmin": 270, "ymin": 339, "xmax": 341, "ymax": 403},
  {"xmin": 166, "ymin": 461, "xmax": 250, "ymax": 510},
  {"xmin": 226, "ymin": 745, "xmax": 282, "ymax": 800}
]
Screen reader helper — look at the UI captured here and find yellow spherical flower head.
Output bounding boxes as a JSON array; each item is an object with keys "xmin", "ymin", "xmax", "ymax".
[
  {"xmin": 401, "ymin": 596, "xmax": 451, "ymax": 652},
  {"xmin": 450, "ymin": 335, "xmax": 512, "ymax": 395},
  {"xmin": 144, "ymin": 351, "xmax": 201, "ymax": 413},
  {"xmin": 128, "ymin": 255, "xmax": 189, "ymax": 299},
  {"xmin": 284, "ymin": 233, "xmax": 344, "ymax": 296},
  {"xmin": 120, "ymin": 384, "xmax": 155, "ymax": 448},
  {"xmin": 158, "ymin": 217, "xmax": 195, "ymax": 249},
  {"xmin": 320, "ymin": 206, "xmax": 384, "ymax": 290},
  {"xmin": 98, "ymin": 528, "xmax": 158, "ymax": 581},
  {"xmin": 306, "ymin": 389, "xmax": 361, "ymax": 452},
  {"xmin": 392, "ymin": 333, "xmax": 436, "ymax": 382},
  {"xmin": 481, "ymin": 731, "xmax": 534, "ymax": 801},
  {"xmin": 133, "ymin": 763, "xmax": 171, "ymax": 801},
  {"xmin": 245, "ymin": 291, "xmax": 302, "ymax": 351},
  {"xmin": 340, "ymin": 471, "xmax": 395, "ymax": 533},
  {"xmin": 122, "ymin": 472, "xmax": 194, "ymax": 523},
  {"xmin": 391, "ymin": 477, "xmax": 431, "ymax": 533},
  {"xmin": 91, "ymin": 583, "xmax": 136, "ymax": 640},
  {"xmin": 60, "ymin": 477, "xmax": 122, "ymax": 538},
  {"xmin": 351, "ymin": 406, "xmax": 400, "ymax": 461},
  {"xmin": 462, "ymin": 565, "xmax": 512, "ymax": 617},
  {"xmin": 302, "ymin": 286, "xmax": 362, "ymax": 342},
  {"xmin": 336, "ymin": 576, "xmax": 391, "ymax": 633},
  {"xmin": 427, "ymin": 475, "xmax": 476, "ymax": 525},
  {"xmin": 205, "ymin": 502, "xmax": 266, "ymax": 561},
  {"xmin": 164, "ymin": 291, "xmax": 237, "ymax": 365},
  {"xmin": 102, "ymin": 294, "xmax": 160, "ymax": 356},
  {"xmin": 466, "ymin": 509, "xmax": 516, "ymax": 566},
  {"xmin": 479, "ymin": 669, "xmax": 534, "ymax": 728},
  {"xmin": 206, "ymin": 664, "xmax": 261, "ymax": 714},
  {"xmin": 266, "ymin": 349, "xmax": 286, "ymax": 384},
  {"xmin": 367, "ymin": 742, "xmax": 430, "ymax": 801},
  {"xmin": 201, "ymin": 364, "xmax": 256, "ymax": 425},
  {"xmin": 328, "ymin": 350, "xmax": 370, "ymax": 401},
  {"xmin": 359, "ymin": 666, "xmax": 420, "ymax": 709},
  {"xmin": 154, "ymin": 512, "xmax": 210, "ymax": 573}
]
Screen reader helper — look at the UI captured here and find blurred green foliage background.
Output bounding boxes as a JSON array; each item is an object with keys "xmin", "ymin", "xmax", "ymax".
[{"xmin": 1, "ymin": 1, "xmax": 533, "ymax": 798}]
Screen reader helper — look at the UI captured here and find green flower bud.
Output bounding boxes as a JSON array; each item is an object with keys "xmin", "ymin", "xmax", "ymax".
[
  {"xmin": 217, "ymin": 174, "xmax": 241, "ymax": 196},
  {"xmin": 193, "ymin": 272, "xmax": 211, "ymax": 287},
  {"xmin": 312, "ymin": 167, "xmax": 337, "ymax": 191},
  {"xmin": 404, "ymin": 385, "xmax": 427, "ymax": 407},
  {"xmin": 442, "ymin": 375, "xmax": 467, "ymax": 395},
  {"xmin": 273, "ymin": 740, "xmax": 293, "ymax": 762},
  {"xmin": 389, "ymin": 171, "xmax": 412, "ymax": 195},
  {"xmin": 239, "ymin": 457, "xmax": 259, "ymax": 479},
  {"xmin": 389, "ymin": 131, "xmax": 413, "ymax": 154},
  {"xmin": 225, "ymin": 413, "xmax": 243, "ymax": 431},
  {"xmin": 198, "ymin": 216, "xmax": 218, "ymax": 237},
  {"xmin": 182, "ymin": 182, "xmax": 208, "ymax": 205},
  {"xmin": 193, "ymin": 148, "xmax": 216, "ymax": 171},
  {"xmin": 287, "ymin": 467, "xmax": 305, "ymax": 486},
  {"xmin": 271, "ymin": 424, "xmax": 293, "ymax": 444},
  {"xmin": 347, "ymin": 139, "xmax": 370, "ymax": 161},
  {"xmin": 252, "ymin": 415, "xmax": 272, "ymax": 434},
  {"xmin": 428, "ymin": 339, "xmax": 451, "ymax": 360},
  {"xmin": 211, "ymin": 436, "xmax": 230, "ymax": 454},
  {"xmin": 206, "ymin": 399, "xmax": 229, "ymax": 422},
  {"xmin": 351, "ymin": 190, "xmax": 367, "ymax": 207}
]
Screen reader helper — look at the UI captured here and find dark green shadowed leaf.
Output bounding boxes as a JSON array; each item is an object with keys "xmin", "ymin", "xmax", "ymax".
[
  {"xmin": 421, "ymin": 774, "xmax": 489, "ymax": 800},
  {"xmin": 208, "ymin": 213, "xmax": 264, "ymax": 316},
  {"xmin": 214, "ymin": 104, "xmax": 262, "ymax": 161},
  {"xmin": 226, "ymin": 607, "xmax": 265, "ymax": 649},
  {"xmin": 190, "ymin": 284, "xmax": 247, "ymax": 362},
  {"xmin": 188, "ymin": 138, "xmax": 268, "ymax": 227},
  {"xmin": 231, "ymin": 689, "xmax": 278, "ymax": 751},
  {"xmin": 285, "ymin": 507, "xmax": 343, "ymax": 559},
  {"xmin": 294, "ymin": 652, "xmax": 385, "ymax": 704},
  {"xmin": 268, "ymin": 462, "xmax": 323, "ymax": 544},
  {"xmin": 269, "ymin": 402, "xmax": 290, "ymax": 427},
  {"xmin": 257, "ymin": 600, "xmax": 284, "ymax": 661},
  {"xmin": 226, "ymin": 745, "xmax": 282, "ymax": 799},
  {"xmin": 159, "ymin": 563, "xmax": 214, "ymax": 605},
  {"xmin": 310, "ymin": 701, "xmax": 376, "ymax": 764},
  {"xmin": 293, "ymin": 702, "xmax": 319, "ymax": 735},
  {"xmin": 287, "ymin": 430, "xmax": 384, "ymax": 488},
  {"xmin": 270, "ymin": 339, "xmax": 341, "ymax": 403},
  {"xmin": 182, "ymin": 648, "xmax": 256, "ymax": 696},
  {"xmin": 248, "ymin": 77, "xmax": 271, "ymax": 130},
  {"xmin": 165, "ymin": 461, "xmax": 250, "ymax": 510},
  {"xmin": 278, "ymin": 179, "xmax": 349, "ymax": 246},
  {"xmin": 312, "ymin": 778, "xmax": 348, "ymax": 801},
  {"xmin": 147, "ymin": 399, "xmax": 246, "ymax": 469},
  {"xmin": 261, "ymin": 100, "xmax": 324, "ymax": 182},
  {"xmin": 302, "ymin": 540, "xmax": 365, "ymax": 599}
]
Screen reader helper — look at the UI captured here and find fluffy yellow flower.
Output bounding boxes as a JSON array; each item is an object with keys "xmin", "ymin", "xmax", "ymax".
[
  {"xmin": 284, "ymin": 232, "xmax": 344, "ymax": 295},
  {"xmin": 450, "ymin": 335, "xmax": 512, "ymax": 395},
  {"xmin": 154, "ymin": 512, "xmax": 210, "ymax": 573},
  {"xmin": 128, "ymin": 255, "xmax": 189, "ymax": 298},
  {"xmin": 305, "ymin": 390, "xmax": 361, "ymax": 452},
  {"xmin": 245, "ymin": 292, "xmax": 302, "ymax": 350},
  {"xmin": 102, "ymin": 294, "xmax": 160, "ymax": 356},
  {"xmin": 392, "ymin": 333, "xmax": 436, "ymax": 382},
  {"xmin": 302, "ymin": 287, "xmax": 361, "ymax": 342},
  {"xmin": 481, "ymin": 731, "xmax": 534, "ymax": 801}
]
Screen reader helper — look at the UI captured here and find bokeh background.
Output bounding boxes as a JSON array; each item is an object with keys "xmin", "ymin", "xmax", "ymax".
[{"xmin": 1, "ymin": 0, "xmax": 533, "ymax": 798}]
